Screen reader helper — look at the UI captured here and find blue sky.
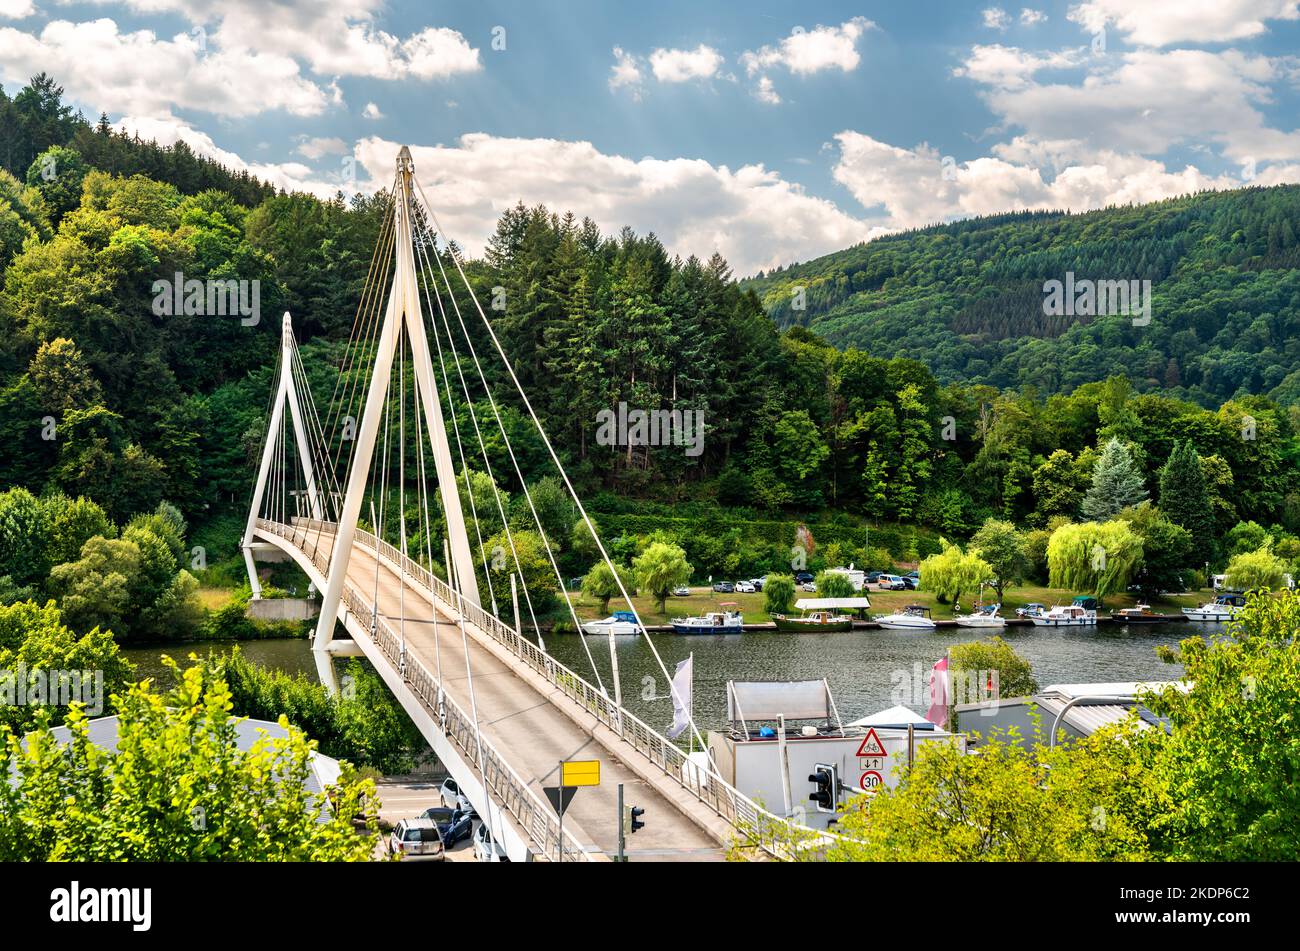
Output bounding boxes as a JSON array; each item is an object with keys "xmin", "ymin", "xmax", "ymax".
[{"xmin": 2, "ymin": 0, "xmax": 1299, "ymax": 273}]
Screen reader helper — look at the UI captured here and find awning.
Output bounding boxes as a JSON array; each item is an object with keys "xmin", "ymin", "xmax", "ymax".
[{"xmin": 794, "ymin": 597, "xmax": 873, "ymax": 610}]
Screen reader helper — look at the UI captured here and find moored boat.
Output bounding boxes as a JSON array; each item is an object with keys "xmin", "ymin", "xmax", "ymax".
[
  {"xmin": 954, "ymin": 603, "xmax": 1006, "ymax": 628},
  {"xmin": 1182, "ymin": 593, "xmax": 1247, "ymax": 622},
  {"xmin": 1110, "ymin": 603, "xmax": 1171, "ymax": 624},
  {"xmin": 874, "ymin": 604, "xmax": 936, "ymax": 631},
  {"xmin": 581, "ymin": 610, "xmax": 643, "ymax": 636},
  {"xmin": 671, "ymin": 606, "xmax": 743, "ymax": 635},
  {"xmin": 771, "ymin": 609, "xmax": 854, "ymax": 633},
  {"xmin": 1029, "ymin": 604, "xmax": 1097, "ymax": 627}
]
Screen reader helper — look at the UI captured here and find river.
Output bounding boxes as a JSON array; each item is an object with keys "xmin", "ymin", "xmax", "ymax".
[{"xmin": 122, "ymin": 621, "xmax": 1212, "ymax": 731}]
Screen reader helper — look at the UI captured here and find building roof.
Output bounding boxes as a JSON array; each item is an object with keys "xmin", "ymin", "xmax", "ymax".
[{"xmin": 19, "ymin": 715, "xmax": 341, "ymax": 820}]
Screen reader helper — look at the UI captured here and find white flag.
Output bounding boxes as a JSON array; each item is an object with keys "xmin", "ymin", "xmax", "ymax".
[{"xmin": 666, "ymin": 655, "xmax": 693, "ymax": 740}]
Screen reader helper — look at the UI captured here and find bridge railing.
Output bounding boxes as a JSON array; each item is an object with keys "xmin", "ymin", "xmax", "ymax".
[
  {"xmin": 256, "ymin": 518, "xmax": 593, "ymax": 862},
  {"xmin": 270, "ymin": 517, "xmax": 822, "ymax": 859}
]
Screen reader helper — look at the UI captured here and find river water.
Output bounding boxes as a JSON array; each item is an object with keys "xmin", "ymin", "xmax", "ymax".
[{"xmin": 122, "ymin": 622, "xmax": 1213, "ymax": 731}]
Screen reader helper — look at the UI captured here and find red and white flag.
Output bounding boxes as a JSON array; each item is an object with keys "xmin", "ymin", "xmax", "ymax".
[{"xmin": 926, "ymin": 655, "xmax": 950, "ymax": 728}]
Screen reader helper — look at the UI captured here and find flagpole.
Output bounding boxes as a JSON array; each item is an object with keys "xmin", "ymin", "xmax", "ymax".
[{"xmin": 688, "ymin": 651, "xmax": 695, "ymax": 754}]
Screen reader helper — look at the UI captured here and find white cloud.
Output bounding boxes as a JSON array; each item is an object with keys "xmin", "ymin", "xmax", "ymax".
[
  {"xmin": 362, "ymin": 101, "xmax": 384, "ymax": 119},
  {"xmin": 296, "ymin": 136, "xmax": 349, "ymax": 160},
  {"xmin": 983, "ymin": 7, "xmax": 1011, "ymax": 30},
  {"xmin": 1020, "ymin": 8, "xmax": 1047, "ymax": 25},
  {"xmin": 648, "ymin": 44, "xmax": 724, "ymax": 83},
  {"xmin": 831, "ymin": 131, "xmax": 1256, "ymax": 230},
  {"xmin": 0, "ymin": 18, "xmax": 332, "ymax": 117},
  {"xmin": 609, "ymin": 46, "xmax": 643, "ymax": 93},
  {"xmin": 740, "ymin": 17, "xmax": 875, "ymax": 77},
  {"xmin": 1069, "ymin": 0, "xmax": 1300, "ymax": 47},
  {"xmin": 755, "ymin": 76, "xmax": 781, "ymax": 105},
  {"xmin": 353, "ymin": 133, "xmax": 872, "ymax": 274},
  {"xmin": 0, "ymin": 0, "xmax": 34, "ymax": 19},
  {"xmin": 70, "ymin": 0, "xmax": 482, "ymax": 80},
  {"xmin": 954, "ymin": 44, "xmax": 1085, "ymax": 88},
  {"xmin": 115, "ymin": 114, "xmax": 351, "ymax": 196}
]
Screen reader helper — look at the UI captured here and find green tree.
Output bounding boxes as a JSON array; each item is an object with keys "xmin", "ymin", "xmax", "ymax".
[
  {"xmin": 1081, "ymin": 438, "xmax": 1148, "ymax": 520},
  {"xmin": 813, "ymin": 569, "xmax": 855, "ymax": 599},
  {"xmin": 1223, "ymin": 544, "xmax": 1287, "ymax": 592},
  {"xmin": 42, "ymin": 494, "xmax": 114, "ymax": 567},
  {"xmin": 969, "ymin": 518, "xmax": 1025, "ymax": 602},
  {"xmin": 949, "ymin": 636, "xmax": 1038, "ymax": 710},
  {"xmin": 24, "ymin": 145, "xmax": 87, "ymax": 223},
  {"xmin": 918, "ymin": 540, "xmax": 992, "ymax": 606},
  {"xmin": 0, "ymin": 487, "xmax": 50, "ymax": 587},
  {"xmin": 763, "ymin": 573, "xmax": 795, "ymax": 616},
  {"xmin": 581, "ymin": 560, "xmax": 625, "ymax": 614},
  {"xmin": 1157, "ymin": 440, "xmax": 1214, "ymax": 557},
  {"xmin": 632, "ymin": 541, "xmax": 691, "ymax": 613},
  {"xmin": 0, "ymin": 661, "xmax": 378, "ymax": 861},
  {"xmin": 1047, "ymin": 520, "xmax": 1144, "ymax": 597}
]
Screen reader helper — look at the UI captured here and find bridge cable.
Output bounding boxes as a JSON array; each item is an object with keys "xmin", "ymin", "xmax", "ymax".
[{"xmin": 416, "ymin": 179, "xmax": 713, "ymax": 754}]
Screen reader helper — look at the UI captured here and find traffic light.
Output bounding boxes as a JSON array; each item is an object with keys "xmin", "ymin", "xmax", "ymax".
[
  {"xmin": 808, "ymin": 763, "xmax": 838, "ymax": 813},
  {"xmin": 623, "ymin": 803, "xmax": 645, "ymax": 834}
]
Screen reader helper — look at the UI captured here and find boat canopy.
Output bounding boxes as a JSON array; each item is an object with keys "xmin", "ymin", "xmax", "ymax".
[{"xmin": 794, "ymin": 597, "xmax": 872, "ymax": 611}]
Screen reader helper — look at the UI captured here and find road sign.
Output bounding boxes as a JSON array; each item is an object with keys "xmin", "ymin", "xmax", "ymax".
[
  {"xmin": 859, "ymin": 756, "xmax": 885, "ymax": 771},
  {"xmin": 561, "ymin": 759, "xmax": 601, "ymax": 787},
  {"xmin": 859, "ymin": 770, "xmax": 884, "ymax": 792},
  {"xmin": 543, "ymin": 786, "xmax": 578, "ymax": 816},
  {"xmin": 856, "ymin": 728, "xmax": 886, "ymax": 758}
]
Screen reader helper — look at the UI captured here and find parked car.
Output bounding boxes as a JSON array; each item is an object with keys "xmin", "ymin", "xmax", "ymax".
[
  {"xmin": 421, "ymin": 806, "xmax": 477, "ymax": 847},
  {"xmin": 901, "ymin": 572, "xmax": 919, "ymax": 590},
  {"xmin": 876, "ymin": 574, "xmax": 907, "ymax": 590},
  {"xmin": 1016, "ymin": 603, "xmax": 1047, "ymax": 618},
  {"xmin": 671, "ymin": 585, "xmax": 691, "ymax": 597},
  {"xmin": 800, "ymin": 581, "xmax": 817, "ymax": 592},
  {"xmin": 473, "ymin": 821, "xmax": 510, "ymax": 862},
  {"xmin": 794, "ymin": 571, "xmax": 814, "ymax": 585},
  {"xmin": 438, "ymin": 777, "xmax": 470, "ymax": 811},
  {"xmin": 865, "ymin": 570, "xmax": 884, "ymax": 584},
  {"xmin": 735, "ymin": 581, "xmax": 756, "ymax": 593},
  {"xmin": 712, "ymin": 581, "xmax": 735, "ymax": 593},
  {"xmin": 390, "ymin": 818, "xmax": 445, "ymax": 860}
]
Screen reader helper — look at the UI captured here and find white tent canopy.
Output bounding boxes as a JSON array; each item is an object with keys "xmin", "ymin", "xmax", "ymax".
[
  {"xmin": 794, "ymin": 597, "xmax": 872, "ymax": 611},
  {"xmin": 848, "ymin": 704, "xmax": 932, "ymax": 728}
]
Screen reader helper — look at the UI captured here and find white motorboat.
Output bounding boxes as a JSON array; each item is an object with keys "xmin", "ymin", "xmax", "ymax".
[
  {"xmin": 1182, "ymin": 593, "xmax": 1247, "ymax": 622},
  {"xmin": 954, "ymin": 603, "xmax": 1006, "ymax": 628},
  {"xmin": 874, "ymin": 604, "xmax": 937, "ymax": 631},
  {"xmin": 1029, "ymin": 604, "xmax": 1097, "ymax": 627},
  {"xmin": 581, "ymin": 612, "xmax": 643, "ymax": 636}
]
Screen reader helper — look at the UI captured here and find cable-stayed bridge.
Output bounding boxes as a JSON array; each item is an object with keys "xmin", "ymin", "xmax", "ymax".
[{"xmin": 240, "ymin": 147, "xmax": 811, "ymax": 862}]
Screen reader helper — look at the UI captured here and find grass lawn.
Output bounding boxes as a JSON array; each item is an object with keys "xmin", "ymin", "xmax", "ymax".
[
  {"xmin": 197, "ymin": 586, "xmax": 238, "ymax": 611},
  {"xmin": 568, "ymin": 584, "xmax": 1212, "ymax": 625}
]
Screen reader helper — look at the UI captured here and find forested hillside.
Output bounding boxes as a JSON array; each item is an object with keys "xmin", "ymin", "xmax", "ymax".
[
  {"xmin": 2, "ymin": 74, "xmax": 1299, "ymax": 623},
  {"xmin": 743, "ymin": 187, "xmax": 1300, "ymax": 406}
]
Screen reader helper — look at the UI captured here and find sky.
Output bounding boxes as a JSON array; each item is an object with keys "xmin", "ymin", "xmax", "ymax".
[{"xmin": 2, "ymin": 0, "xmax": 1299, "ymax": 275}]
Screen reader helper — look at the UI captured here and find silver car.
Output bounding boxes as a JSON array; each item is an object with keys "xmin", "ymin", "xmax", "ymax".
[{"xmin": 390, "ymin": 817, "xmax": 446, "ymax": 860}]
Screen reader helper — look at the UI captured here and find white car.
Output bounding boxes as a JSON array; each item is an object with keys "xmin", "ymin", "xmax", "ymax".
[
  {"xmin": 800, "ymin": 581, "xmax": 817, "ymax": 592},
  {"xmin": 439, "ymin": 776, "xmax": 470, "ymax": 811},
  {"xmin": 671, "ymin": 585, "xmax": 691, "ymax": 596},
  {"xmin": 735, "ymin": 581, "xmax": 756, "ymax": 593},
  {"xmin": 473, "ymin": 821, "xmax": 510, "ymax": 862}
]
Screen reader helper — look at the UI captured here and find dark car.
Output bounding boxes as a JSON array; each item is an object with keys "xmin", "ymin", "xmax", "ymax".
[
  {"xmin": 794, "ymin": 571, "xmax": 814, "ymax": 585},
  {"xmin": 712, "ymin": 581, "xmax": 735, "ymax": 593},
  {"xmin": 901, "ymin": 572, "xmax": 919, "ymax": 590},
  {"xmin": 866, "ymin": 571, "xmax": 884, "ymax": 584},
  {"xmin": 420, "ymin": 806, "xmax": 478, "ymax": 847}
]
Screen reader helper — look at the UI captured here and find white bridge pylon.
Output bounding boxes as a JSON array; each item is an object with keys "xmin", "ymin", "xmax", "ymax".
[
  {"xmin": 311, "ymin": 146, "xmax": 481, "ymax": 685},
  {"xmin": 242, "ymin": 310, "xmax": 322, "ymax": 599}
]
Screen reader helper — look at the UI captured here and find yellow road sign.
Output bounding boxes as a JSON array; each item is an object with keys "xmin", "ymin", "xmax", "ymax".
[{"xmin": 561, "ymin": 759, "xmax": 600, "ymax": 787}]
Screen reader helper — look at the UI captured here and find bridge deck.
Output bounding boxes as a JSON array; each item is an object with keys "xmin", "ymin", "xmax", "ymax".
[{"xmin": 305, "ymin": 527, "xmax": 724, "ymax": 861}]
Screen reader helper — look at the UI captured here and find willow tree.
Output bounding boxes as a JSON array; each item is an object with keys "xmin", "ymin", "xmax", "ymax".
[
  {"xmin": 1224, "ymin": 544, "xmax": 1287, "ymax": 592},
  {"xmin": 1047, "ymin": 520, "xmax": 1143, "ymax": 597},
  {"xmin": 919, "ymin": 540, "xmax": 992, "ymax": 606}
]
